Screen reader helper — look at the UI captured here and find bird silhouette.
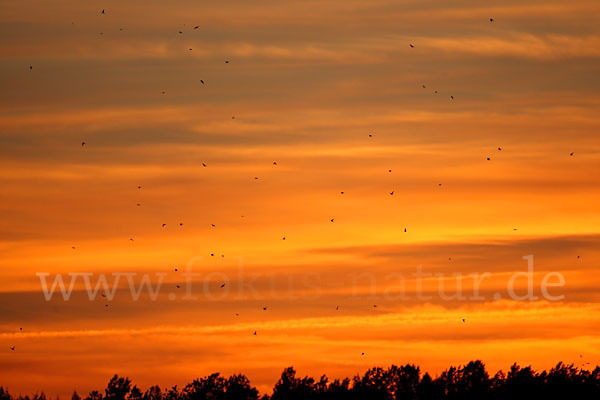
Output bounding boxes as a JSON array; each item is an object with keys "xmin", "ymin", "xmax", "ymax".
[
  {"xmin": 450, "ymin": 95, "xmax": 454, "ymax": 100},
  {"xmin": 137, "ymin": 186, "xmax": 142, "ymax": 189},
  {"xmin": 72, "ymin": 246, "xmax": 76, "ymax": 249},
  {"xmin": 490, "ymin": 18, "xmax": 494, "ymax": 22},
  {"xmin": 162, "ymin": 224, "xmax": 166, "ymax": 227},
  {"xmin": 263, "ymin": 307, "xmax": 267, "ymax": 311},
  {"xmin": 409, "ymin": 44, "xmax": 414, "ymax": 48},
  {"xmin": 81, "ymin": 142, "xmax": 86, "ymax": 147},
  {"xmin": 29, "ymin": 65, "xmax": 33, "ymax": 70},
  {"xmin": 461, "ymin": 318, "xmax": 466, "ymax": 323},
  {"xmin": 200, "ymin": 80, "xmax": 204, "ymax": 84},
  {"xmin": 101, "ymin": 9, "xmax": 105, "ymax": 14},
  {"xmin": 498, "ymin": 147, "xmax": 502, "ymax": 150},
  {"xmin": 194, "ymin": 26, "xmax": 199, "ymax": 29},
  {"xmin": 225, "ymin": 60, "xmax": 229, "ymax": 63},
  {"xmin": 253, "ymin": 331, "xmax": 257, "ymax": 335},
  {"xmin": 220, "ymin": 283, "xmax": 226, "ymax": 288},
  {"xmin": 570, "ymin": 152, "xmax": 574, "ymax": 156},
  {"xmin": 10, "ymin": 346, "xmax": 15, "ymax": 351},
  {"xmin": 390, "ymin": 191, "xmax": 394, "ymax": 195},
  {"xmin": 330, "ymin": 218, "xmax": 334, "ymax": 222}
]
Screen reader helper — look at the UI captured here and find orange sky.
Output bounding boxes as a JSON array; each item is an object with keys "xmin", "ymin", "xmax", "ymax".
[{"xmin": 1, "ymin": 0, "xmax": 600, "ymax": 396}]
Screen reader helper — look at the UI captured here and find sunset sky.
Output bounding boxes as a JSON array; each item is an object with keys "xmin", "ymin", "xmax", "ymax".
[{"xmin": 1, "ymin": 0, "xmax": 600, "ymax": 396}]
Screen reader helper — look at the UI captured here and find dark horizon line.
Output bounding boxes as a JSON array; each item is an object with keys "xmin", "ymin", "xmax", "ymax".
[{"xmin": 3, "ymin": 360, "xmax": 600, "ymax": 400}]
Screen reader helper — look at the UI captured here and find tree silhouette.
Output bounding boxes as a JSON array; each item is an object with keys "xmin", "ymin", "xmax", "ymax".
[{"xmin": 3, "ymin": 361, "xmax": 600, "ymax": 400}]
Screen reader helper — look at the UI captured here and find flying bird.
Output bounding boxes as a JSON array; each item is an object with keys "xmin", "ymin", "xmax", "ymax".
[
  {"xmin": 194, "ymin": 26, "xmax": 199, "ymax": 29},
  {"xmin": 179, "ymin": 223, "xmax": 183, "ymax": 226},
  {"xmin": 225, "ymin": 60, "xmax": 229, "ymax": 63},
  {"xmin": 29, "ymin": 65, "xmax": 33, "ymax": 70},
  {"xmin": 390, "ymin": 191, "xmax": 394, "ymax": 195},
  {"xmin": 263, "ymin": 307, "xmax": 267, "ymax": 311},
  {"xmin": 570, "ymin": 152, "xmax": 574, "ymax": 156},
  {"xmin": 273, "ymin": 161, "xmax": 277, "ymax": 166},
  {"xmin": 101, "ymin": 9, "xmax": 105, "ymax": 14},
  {"xmin": 72, "ymin": 246, "xmax": 76, "ymax": 250},
  {"xmin": 220, "ymin": 283, "xmax": 226, "ymax": 288},
  {"xmin": 200, "ymin": 80, "xmax": 204, "ymax": 84},
  {"xmin": 129, "ymin": 238, "xmax": 134, "ymax": 241},
  {"xmin": 490, "ymin": 18, "xmax": 494, "ymax": 22},
  {"xmin": 404, "ymin": 228, "xmax": 407, "ymax": 232},
  {"xmin": 10, "ymin": 346, "xmax": 15, "ymax": 351},
  {"xmin": 450, "ymin": 95, "xmax": 454, "ymax": 100},
  {"xmin": 136, "ymin": 203, "xmax": 141, "ymax": 206},
  {"xmin": 174, "ymin": 268, "xmax": 178, "ymax": 272},
  {"xmin": 330, "ymin": 218, "xmax": 334, "ymax": 222},
  {"xmin": 409, "ymin": 44, "xmax": 414, "ymax": 48},
  {"xmin": 202, "ymin": 162, "xmax": 207, "ymax": 167},
  {"xmin": 336, "ymin": 306, "xmax": 339, "ymax": 310},
  {"xmin": 81, "ymin": 142, "xmax": 86, "ymax": 147},
  {"xmin": 461, "ymin": 318, "xmax": 466, "ymax": 323},
  {"xmin": 487, "ymin": 157, "xmax": 491, "ymax": 160},
  {"xmin": 253, "ymin": 331, "xmax": 257, "ymax": 335},
  {"xmin": 498, "ymin": 147, "xmax": 502, "ymax": 150},
  {"xmin": 137, "ymin": 186, "xmax": 142, "ymax": 189},
  {"xmin": 162, "ymin": 224, "xmax": 166, "ymax": 227},
  {"xmin": 340, "ymin": 191, "xmax": 344, "ymax": 194}
]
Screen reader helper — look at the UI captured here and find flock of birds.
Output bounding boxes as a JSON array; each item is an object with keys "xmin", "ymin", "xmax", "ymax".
[{"xmin": 14, "ymin": 9, "xmax": 581, "ymax": 360}]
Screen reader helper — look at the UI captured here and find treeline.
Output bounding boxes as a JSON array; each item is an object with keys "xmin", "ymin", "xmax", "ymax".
[{"xmin": 3, "ymin": 361, "xmax": 600, "ymax": 400}]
